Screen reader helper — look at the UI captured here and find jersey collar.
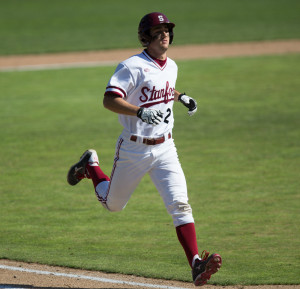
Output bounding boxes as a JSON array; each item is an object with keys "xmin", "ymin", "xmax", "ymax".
[{"xmin": 143, "ymin": 50, "xmax": 167, "ymax": 70}]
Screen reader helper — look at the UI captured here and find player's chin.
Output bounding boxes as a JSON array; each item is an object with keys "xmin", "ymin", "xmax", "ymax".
[{"xmin": 160, "ymin": 42, "xmax": 169, "ymax": 50}]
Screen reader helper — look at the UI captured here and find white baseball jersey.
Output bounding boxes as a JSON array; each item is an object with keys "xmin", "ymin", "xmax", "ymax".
[{"xmin": 105, "ymin": 50, "xmax": 178, "ymax": 137}]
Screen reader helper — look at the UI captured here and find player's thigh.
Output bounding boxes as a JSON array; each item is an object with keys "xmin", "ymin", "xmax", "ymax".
[
  {"xmin": 106, "ymin": 163, "xmax": 144, "ymax": 211},
  {"xmin": 106, "ymin": 139, "xmax": 150, "ymax": 211},
  {"xmin": 149, "ymin": 145, "xmax": 188, "ymax": 205},
  {"xmin": 149, "ymin": 145, "xmax": 194, "ymax": 226}
]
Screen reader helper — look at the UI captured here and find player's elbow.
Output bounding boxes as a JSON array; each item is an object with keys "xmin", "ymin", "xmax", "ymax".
[
  {"xmin": 103, "ymin": 93, "xmax": 120, "ymax": 110},
  {"xmin": 103, "ymin": 95, "xmax": 110, "ymax": 110}
]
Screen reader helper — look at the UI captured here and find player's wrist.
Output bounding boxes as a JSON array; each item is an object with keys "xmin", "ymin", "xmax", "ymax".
[
  {"xmin": 137, "ymin": 107, "xmax": 144, "ymax": 118},
  {"xmin": 178, "ymin": 92, "xmax": 186, "ymax": 102}
]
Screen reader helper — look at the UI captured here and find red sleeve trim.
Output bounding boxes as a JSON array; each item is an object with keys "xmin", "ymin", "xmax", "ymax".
[
  {"xmin": 104, "ymin": 91, "xmax": 123, "ymax": 98},
  {"xmin": 105, "ymin": 86, "xmax": 127, "ymax": 98}
]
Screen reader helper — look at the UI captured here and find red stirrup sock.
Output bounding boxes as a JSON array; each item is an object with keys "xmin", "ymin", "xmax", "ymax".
[
  {"xmin": 86, "ymin": 164, "xmax": 110, "ymax": 188},
  {"xmin": 176, "ymin": 222, "xmax": 199, "ymax": 268}
]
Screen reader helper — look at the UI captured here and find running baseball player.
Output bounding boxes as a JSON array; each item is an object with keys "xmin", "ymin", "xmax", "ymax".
[{"xmin": 67, "ymin": 12, "xmax": 222, "ymax": 286}]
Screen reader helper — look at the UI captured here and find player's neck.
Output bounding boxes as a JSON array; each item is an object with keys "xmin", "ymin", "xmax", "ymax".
[
  {"xmin": 146, "ymin": 47, "xmax": 167, "ymax": 61},
  {"xmin": 145, "ymin": 49, "xmax": 167, "ymax": 67}
]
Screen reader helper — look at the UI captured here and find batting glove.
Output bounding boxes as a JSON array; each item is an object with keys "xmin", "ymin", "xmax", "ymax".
[
  {"xmin": 178, "ymin": 93, "xmax": 197, "ymax": 116},
  {"xmin": 137, "ymin": 107, "xmax": 164, "ymax": 125}
]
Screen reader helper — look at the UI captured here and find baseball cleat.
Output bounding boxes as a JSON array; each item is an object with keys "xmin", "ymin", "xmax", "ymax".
[
  {"xmin": 192, "ymin": 250, "xmax": 222, "ymax": 286},
  {"xmin": 67, "ymin": 149, "xmax": 97, "ymax": 186}
]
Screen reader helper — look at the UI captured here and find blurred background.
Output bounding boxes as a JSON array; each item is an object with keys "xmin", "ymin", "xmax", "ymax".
[
  {"xmin": 1, "ymin": 0, "xmax": 299, "ymax": 286},
  {"xmin": 0, "ymin": 0, "xmax": 299, "ymax": 55}
]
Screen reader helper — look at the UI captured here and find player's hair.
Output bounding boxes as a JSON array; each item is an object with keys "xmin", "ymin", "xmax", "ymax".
[{"xmin": 138, "ymin": 12, "xmax": 175, "ymax": 47}]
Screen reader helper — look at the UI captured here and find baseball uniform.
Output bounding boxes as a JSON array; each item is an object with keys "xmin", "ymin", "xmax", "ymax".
[
  {"xmin": 67, "ymin": 12, "xmax": 222, "ymax": 286},
  {"xmin": 94, "ymin": 50, "xmax": 194, "ymax": 228}
]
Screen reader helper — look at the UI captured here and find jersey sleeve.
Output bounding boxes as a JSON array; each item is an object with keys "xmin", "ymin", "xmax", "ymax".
[{"xmin": 105, "ymin": 63, "xmax": 135, "ymax": 99}]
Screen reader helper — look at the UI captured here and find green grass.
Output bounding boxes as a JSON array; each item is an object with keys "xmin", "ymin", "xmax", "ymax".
[
  {"xmin": 0, "ymin": 54, "xmax": 300, "ymax": 285},
  {"xmin": 0, "ymin": 0, "xmax": 299, "ymax": 55}
]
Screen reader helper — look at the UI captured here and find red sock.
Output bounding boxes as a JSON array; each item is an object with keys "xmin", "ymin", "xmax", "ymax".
[
  {"xmin": 86, "ymin": 164, "xmax": 110, "ymax": 188},
  {"xmin": 176, "ymin": 222, "xmax": 199, "ymax": 268}
]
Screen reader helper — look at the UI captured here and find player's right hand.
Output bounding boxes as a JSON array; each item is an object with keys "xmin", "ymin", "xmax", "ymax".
[{"xmin": 137, "ymin": 107, "xmax": 164, "ymax": 125}]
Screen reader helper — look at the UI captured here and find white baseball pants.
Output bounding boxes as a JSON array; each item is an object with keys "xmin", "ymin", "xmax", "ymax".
[{"xmin": 95, "ymin": 130, "xmax": 194, "ymax": 227}]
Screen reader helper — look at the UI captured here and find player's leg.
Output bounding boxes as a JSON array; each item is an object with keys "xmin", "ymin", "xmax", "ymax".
[
  {"xmin": 148, "ymin": 142, "xmax": 199, "ymax": 265},
  {"xmin": 67, "ymin": 137, "xmax": 151, "ymax": 212},
  {"xmin": 149, "ymin": 141, "xmax": 222, "ymax": 285},
  {"xmin": 96, "ymin": 155, "xmax": 146, "ymax": 212},
  {"xmin": 99, "ymin": 137, "xmax": 154, "ymax": 211}
]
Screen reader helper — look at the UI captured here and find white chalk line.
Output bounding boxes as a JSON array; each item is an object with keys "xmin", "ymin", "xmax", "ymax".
[
  {"xmin": 0, "ymin": 60, "xmax": 119, "ymax": 72},
  {"xmin": 0, "ymin": 284, "xmax": 31, "ymax": 288},
  {"xmin": 0, "ymin": 264, "xmax": 190, "ymax": 289}
]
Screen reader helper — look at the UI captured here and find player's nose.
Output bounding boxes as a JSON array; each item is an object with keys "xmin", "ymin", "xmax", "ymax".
[{"xmin": 161, "ymin": 31, "xmax": 169, "ymax": 39}]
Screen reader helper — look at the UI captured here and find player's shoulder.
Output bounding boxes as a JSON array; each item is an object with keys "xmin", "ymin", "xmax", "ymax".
[
  {"xmin": 121, "ymin": 51, "xmax": 146, "ymax": 68},
  {"xmin": 166, "ymin": 57, "xmax": 177, "ymax": 68}
]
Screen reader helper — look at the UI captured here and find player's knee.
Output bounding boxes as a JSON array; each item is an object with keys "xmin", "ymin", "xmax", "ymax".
[
  {"xmin": 168, "ymin": 200, "xmax": 192, "ymax": 216},
  {"xmin": 106, "ymin": 202, "xmax": 127, "ymax": 212},
  {"xmin": 95, "ymin": 182, "xmax": 127, "ymax": 212},
  {"xmin": 98, "ymin": 201, "xmax": 121, "ymax": 212},
  {"xmin": 167, "ymin": 200, "xmax": 194, "ymax": 226},
  {"xmin": 167, "ymin": 200, "xmax": 192, "ymax": 215}
]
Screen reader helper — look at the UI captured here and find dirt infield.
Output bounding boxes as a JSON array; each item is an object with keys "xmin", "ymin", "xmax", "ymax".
[
  {"xmin": 0, "ymin": 39, "xmax": 300, "ymax": 71},
  {"xmin": 1, "ymin": 259, "xmax": 299, "ymax": 289},
  {"xmin": 1, "ymin": 40, "xmax": 299, "ymax": 288}
]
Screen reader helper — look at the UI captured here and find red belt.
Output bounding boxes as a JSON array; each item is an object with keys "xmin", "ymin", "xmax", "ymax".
[{"xmin": 130, "ymin": 133, "xmax": 171, "ymax": 145}]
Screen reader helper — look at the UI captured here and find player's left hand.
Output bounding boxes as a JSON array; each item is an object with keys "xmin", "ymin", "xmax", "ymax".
[
  {"xmin": 137, "ymin": 107, "xmax": 164, "ymax": 125},
  {"xmin": 178, "ymin": 93, "xmax": 197, "ymax": 116}
]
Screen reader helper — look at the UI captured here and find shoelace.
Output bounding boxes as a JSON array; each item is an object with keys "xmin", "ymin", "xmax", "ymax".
[{"xmin": 201, "ymin": 250, "xmax": 210, "ymax": 261}]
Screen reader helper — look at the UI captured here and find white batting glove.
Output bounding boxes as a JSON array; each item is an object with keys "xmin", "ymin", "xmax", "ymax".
[
  {"xmin": 137, "ymin": 107, "xmax": 164, "ymax": 125},
  {"xmin": 178, "ymin": 93, "xmax": 197, "ymax": 116}
]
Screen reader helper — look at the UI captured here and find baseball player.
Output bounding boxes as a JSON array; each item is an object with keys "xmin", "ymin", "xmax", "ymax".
[{"xmin": 67, "ymin": 12, "xmax": 222, "ymax": 286}]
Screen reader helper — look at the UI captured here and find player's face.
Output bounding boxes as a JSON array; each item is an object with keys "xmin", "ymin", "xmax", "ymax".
[{"xmin": 149, "ymin": 24, "xmax": 170, "ymax": 52}]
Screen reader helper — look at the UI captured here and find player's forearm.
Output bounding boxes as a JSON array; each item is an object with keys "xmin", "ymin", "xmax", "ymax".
[{"xmin": 103, "ymin": 94, "xmax": 139, "ymax": 116}]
